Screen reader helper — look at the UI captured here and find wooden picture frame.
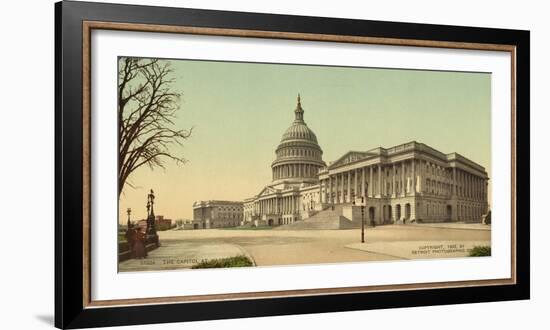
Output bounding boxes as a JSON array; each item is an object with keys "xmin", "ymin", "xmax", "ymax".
[{"xmin": 55, "ymin": 1, "xmax": 530, "ymax": 328}]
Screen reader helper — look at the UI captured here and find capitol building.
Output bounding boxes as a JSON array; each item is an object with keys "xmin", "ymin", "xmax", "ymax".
[{"xmin": 196, "ymin": 95, "xmax": 489, "ymax": 229}]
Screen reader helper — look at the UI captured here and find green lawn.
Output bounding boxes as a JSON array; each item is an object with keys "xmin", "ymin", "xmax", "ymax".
[
  {"xmin": 191, "ymin": 255, "xmax": 254, "ymax": 269},
  {"xmin": 118, "ymin": 233, "xmax": 127, "ymax": 243},
  {"xmin": 469, "ymin": 245, "xmax": 491, "ymax": 257}
]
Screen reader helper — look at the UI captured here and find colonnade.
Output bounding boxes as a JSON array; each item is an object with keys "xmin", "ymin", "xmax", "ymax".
[
  {"xmin": 273, "ymin": 163, "xmax": 319, "ymax": 180},
  {"xmin": 319, "ymin": 159, "xmax": 420, "ymax": 204},
  {"xmin": 319, "ymin": 159, "xmax": 488, "ymax": 205},
  {"xmin": 254, "ymin": 195, "xmax": 299, "ymax": 216},
  {"xmin": 452, "ymin": 167, "xmax": 487, "ymax": 201}
]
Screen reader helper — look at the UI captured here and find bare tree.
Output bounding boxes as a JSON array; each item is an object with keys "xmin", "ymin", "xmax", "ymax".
[{"xmin": 118, "ymin": 57, "xmax": 192, "ymax": 197}]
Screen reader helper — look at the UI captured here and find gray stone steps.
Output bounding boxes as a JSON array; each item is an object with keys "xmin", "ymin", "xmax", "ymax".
[{"xmin": 275, "ymin": 205, "xmax": 359, "ymax": 230}]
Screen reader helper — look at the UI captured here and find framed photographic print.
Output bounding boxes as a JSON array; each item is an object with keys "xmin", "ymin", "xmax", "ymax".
[{"xmin": 55, "ymin": 1, "xmax": 530, "ymax": 328}]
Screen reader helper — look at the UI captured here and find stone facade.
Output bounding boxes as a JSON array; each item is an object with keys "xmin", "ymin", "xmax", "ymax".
[
  {"xmin": 192, "ymin": 200, "xmax": 244, "ymax": 229},
  {"xmin": 242, "ymin": 95, "xmax": 489, "ymax": 227},
  {"xmin": 317, "ymin": 143, "xmax": 489, "ymax": 225}
]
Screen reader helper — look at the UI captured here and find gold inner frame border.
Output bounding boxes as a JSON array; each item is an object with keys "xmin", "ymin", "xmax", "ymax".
[{"xmin": 81, "ymin": 20, "xmax": 517, "ymax": 308}]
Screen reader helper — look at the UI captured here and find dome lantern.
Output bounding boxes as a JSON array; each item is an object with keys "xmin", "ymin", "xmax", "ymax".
[{"xmin": 294, "ymin": 93, "xmax": 304, "ymax": 122}]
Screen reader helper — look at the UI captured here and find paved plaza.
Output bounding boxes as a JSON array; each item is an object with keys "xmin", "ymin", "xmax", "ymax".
[{"xmin": 118, "ymin": 223, "xmax": 491, "ymax": 272}]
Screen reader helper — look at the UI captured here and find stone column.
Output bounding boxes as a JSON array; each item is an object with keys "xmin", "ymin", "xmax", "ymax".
[
  {"xmin": 424, "ymin": 164, "xmax": 428, "ymax": 195},
  {"xmin": 474, "ymin": 178, "xmax": 478, "ymax": 200},
  {"xmin": 289, "ymin": 197, "xmax": 293, "ymax": 214},
  {"xmin": 457, "ymin": 170, "xmax": 461, "ymax": 197},
  {"xmin": 392, "ymin": 163, "xmax": 396, "ymax": 197},
  {"xmin": 401, "ymin": 161, "xmax": 405, "ymax": 197},
  {"xmin": 481, "ymin": 179, "xmax": 484, "ymax": 201},
  {"xmin": 380, "ymin": 166, "xmax": 388, "ymax": 196},
  {"xmin": 474, "ymin": 177, "xmax": 477, "ymax": 200},
  {"xmin": 340, "ymin": 173, "xmax": 344, "ymax": 203},
  {"xmin": 354, "ymin": 168, "xmax": 358, "ymax": 200},
  {"xmin": 412, "ymin": 159, "xmax": 416, "ymax": 195},
  {"xmin": 479, "ymin": 178, "xmax": 482, "ymax": 200},
  {"xmin": 470, "ymin": 174, "xmax": 473, "ymax": 199},
  {"xmin": 324, "ymin": 179, "xmax": 328, "ymax": 203},
  {"xmin": 334, "ymin": 175, "xmax": 338, "ymax": 203},
  {"xmin": 287, "ymin": 197, "xmax": 290, "ymax": 214},
  {"xmin": 469, "ymin": 173, "xmax": 472, "ymax": 199},
  {"xmin": 468, "ymin": 174, "xmax": 471, "ymax": 199},
  {"xmin": 346, "ymin": 171, "xmax": 351, "ymax": 203},
  {"xmin": 369, "ymin": 166, "xmax": 374, "ymax": 197},
  {"xmin": 458, "ymin": 170, "xmax": 465, "ymax": 198},
  {"xmin": 288, "ymin": 196, "xmax": 290, "ymax": 213},
  {"xmin": 361, "ymin": 167, "xmax": 366, "ymax": 198},
  {"xmin": 451, "ymin": 167, "xmax": 456, "ymax": 196},
  {"xmin": 478, "ymin": 178, "xmax": 481, "ymax": 200},
  {"xmin": 464, "ymin": 172, "xmax": 470, "ymax": 198},
  {"xmin": 318, "ymin": 179, "xmax": 322, "ymax": 203},
  {"xmin": 476, "ymin": 178, "xmax": 479, "ymax": 200},
  {"xmin": 377, "ymin": 165, "xmax": 382, "ymax": 197},
  {"xmin": 329, "ymin": 176, "xmax": 333, "ymax": 204},
  {"xmin": 333, "ymin": 175, "xmax": 337, "ymax": 204},
  {"xmin": 462, "ymin": 171, "xmax": 468, "ymax": 198},
  {"xmin": 420, "ymin": 160, "xmax": 425, "ymax": 194}
]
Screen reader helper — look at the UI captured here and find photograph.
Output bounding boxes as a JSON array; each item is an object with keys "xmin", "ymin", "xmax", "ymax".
[{"xmin": 117, "ymin": 57, "xmax": 492, "ymax": 272}]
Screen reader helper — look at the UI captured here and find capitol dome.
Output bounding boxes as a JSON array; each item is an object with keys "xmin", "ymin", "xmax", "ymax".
[
  {"xmin": 280, "ymin": 118, "xmax": 319, "ymax": 144},
  {"xmin": 271, "ymin": 95, "xmax": 326, "ymax": 184}
]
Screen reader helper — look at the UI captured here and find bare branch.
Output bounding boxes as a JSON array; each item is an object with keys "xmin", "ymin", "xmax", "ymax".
[{"xmin": 118, "ymin": 57, "xmax": 192, "ymax": 197}]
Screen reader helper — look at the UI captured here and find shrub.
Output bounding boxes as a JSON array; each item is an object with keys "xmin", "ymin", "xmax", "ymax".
[
  {"xmin": 118, "ymin": 233, "xmax": 127, "ymax": 243},
  {"xmin": 484, "ymin": 211, "xmax": 492, "ymax": 225},
  {"xmin": 469, "ymin": 246, "xmax": 491, "ymax": 257},
  {"xmin": 192, "ymin": 255, "xmax": 254, "ymax": 269}
]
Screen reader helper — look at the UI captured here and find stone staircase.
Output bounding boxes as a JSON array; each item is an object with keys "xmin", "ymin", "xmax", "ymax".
[{"xmin": 275, "ymin": 204, "xmax": 359, "ymax": 230}]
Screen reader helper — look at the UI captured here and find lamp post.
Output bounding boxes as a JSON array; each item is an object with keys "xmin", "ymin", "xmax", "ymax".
[
  {"xmin": 146, "ymin": 189, "xmax": 160, "ymax": 247},
  {"xmin": 147, "ymin": 189, "xmax": 156, "ymax": 234},
  {"xmin": 126, "ymin": 208, "xmax": 132, "ymax": 228},
  {"xmin": 354, "ymin": 196, "xmax": 366, "ymax": 243},
  {"xmin": 361, "ymin": 197, "xmax": 365, "ymax": 243}
]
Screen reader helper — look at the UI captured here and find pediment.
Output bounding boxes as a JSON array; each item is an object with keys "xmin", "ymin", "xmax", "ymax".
[
  {"xmin": 257, "ymin": 186, "xmax": 279, "ymax": 197},
  {"xmin": 328, "ymin": 151, "xmax": 370, "ymax": 169}
]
